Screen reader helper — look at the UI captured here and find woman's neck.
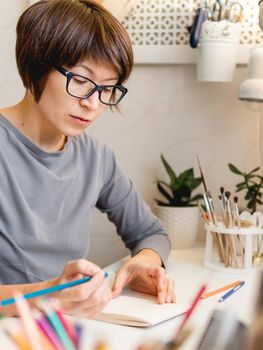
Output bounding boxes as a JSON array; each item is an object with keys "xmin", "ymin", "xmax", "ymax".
[{"xmin": 0, "ymin": 94, "xmax": 67, "ymax": 152}]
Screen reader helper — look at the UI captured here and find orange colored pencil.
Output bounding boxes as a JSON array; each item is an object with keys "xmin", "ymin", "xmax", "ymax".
[
  {"xmin": 6, "ymin": 331, "xmax": 32, "ymax": 350},
  {"xmin": 201, "ymin": 280, "xmax": 241, "ymax": 299}
]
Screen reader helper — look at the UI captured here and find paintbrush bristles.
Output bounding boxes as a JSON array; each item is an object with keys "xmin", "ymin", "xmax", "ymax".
[
  {"xmin": 196, "ymin": 155, "xmax": 208, "ymax": 192},
  {"xmin": 225, "ymin": 191, "xmax": 231, "ymax": 199}
]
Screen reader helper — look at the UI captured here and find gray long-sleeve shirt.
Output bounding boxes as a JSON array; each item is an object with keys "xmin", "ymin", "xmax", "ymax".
[{"xmin": 0, "ymin": 115, "xmax": 170, "ymax": 284}]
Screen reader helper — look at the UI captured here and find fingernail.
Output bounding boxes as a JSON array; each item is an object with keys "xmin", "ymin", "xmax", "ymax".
[
  {"xmin": 159, "ymin": 294, "xmax": 165, "ymax": 304},
  {"xmin": 166, "ymin": 296, "xmax": 171, "ymax": 303}
]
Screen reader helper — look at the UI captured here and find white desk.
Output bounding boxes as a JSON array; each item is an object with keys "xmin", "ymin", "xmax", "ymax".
[
  {"xmin": 79, "ymin": 244, "xmax": 259, "ymax": 350},
  {"xmin": 0, "ymin": 244, "xmax": 259, "ymax": 350}
]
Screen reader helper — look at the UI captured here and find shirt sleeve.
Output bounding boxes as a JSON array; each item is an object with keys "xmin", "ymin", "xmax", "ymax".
[{"xmin": 96, "ymin": 146, "xmax": 171, "ymax": 265}]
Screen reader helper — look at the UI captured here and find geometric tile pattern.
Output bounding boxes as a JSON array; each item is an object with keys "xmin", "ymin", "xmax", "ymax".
[{"xmin": 122, "ymin": 0, "xmax": 263, "ymax": 46}]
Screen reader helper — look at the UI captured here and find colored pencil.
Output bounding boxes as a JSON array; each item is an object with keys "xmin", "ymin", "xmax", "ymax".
[
  {"xmin": 174, "ymin": 284, "xmax": 206, "ymax": 340},
  {"xmin": 3, "ymin": 320, "xmax": 32, "ymax": 350},
  {"xmin": 50, "ymin": 298, "xmax": 79, "ymax": 348},
  {"xmin": 201, "ymin": 280, "xmax": 241, "ymax": 299},
  {"xmin": 37, "ymin": 298, "xmax": 77, "ymax": 350},
  {"xmin": 13, "ymin": 290, "xmax": 45, "ymax": 350},
  {"xmin": 0, "ymin": 270, "xmax": 115, "ymax": 306},
  {"xmin": 33, "ymin": 309, "xmax": 64, "ymax": 350}
]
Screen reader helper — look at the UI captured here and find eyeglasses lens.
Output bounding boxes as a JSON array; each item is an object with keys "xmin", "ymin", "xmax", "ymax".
[{"xmin": 68, "ymin": 76, "xmax": 124, "ymax": 105}]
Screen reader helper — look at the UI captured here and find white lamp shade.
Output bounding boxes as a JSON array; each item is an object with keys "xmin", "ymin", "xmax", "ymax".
[{"xmin": 238, "ymin": 48, "xmax": 263, "ymax": 102}]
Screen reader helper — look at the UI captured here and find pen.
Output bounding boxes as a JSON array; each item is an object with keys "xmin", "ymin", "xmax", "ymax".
[
  {"xmin": 218, "ymin": 281, "xmax": 245, "ymax": 303},
  {"xmin": 201, "ymin": 280, "xmax": 241, "ymax": 299},
  {"xmin": 0, "ymin": 270, "xmax": 115, "ymax": 306}
]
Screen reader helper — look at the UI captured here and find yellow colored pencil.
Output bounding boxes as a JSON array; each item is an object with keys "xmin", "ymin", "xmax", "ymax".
[
  {"xmin": 201, "ymin": 280, "xmax": 241, "ymax": 299},
  {"xmin": 3, "ymin": 319, "xmax": 32, "ymax": 350},
  {"xmin": 7, "ymin": 332, "xmax": 32, "ymax": 350}
]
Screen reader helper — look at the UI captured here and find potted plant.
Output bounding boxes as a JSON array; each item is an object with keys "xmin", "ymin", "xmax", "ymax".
[
  {"xmin": 228, "ymin": 163, "xmax": 263, "ymax": 214},
  {"xmin": 155, "ymin": 154, "xmax": 203, "ymax": 249}
]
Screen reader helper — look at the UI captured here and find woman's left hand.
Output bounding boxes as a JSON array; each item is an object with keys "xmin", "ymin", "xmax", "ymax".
[{"xmin": 111, "ymin": 249, "xmax": 176, "ymax": 304}]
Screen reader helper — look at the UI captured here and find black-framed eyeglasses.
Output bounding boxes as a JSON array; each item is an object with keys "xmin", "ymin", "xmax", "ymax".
[{"xmin": 56, "ymin": 66, "xmax": 128, "ymax": 106}]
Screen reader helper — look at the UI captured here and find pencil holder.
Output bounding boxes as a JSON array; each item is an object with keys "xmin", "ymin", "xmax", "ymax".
[
  {"xmin": 204, "ymin": 211, "xmax": 263, "ymax": 273},
  {"xmin": 197, "ymin": 20, "xmax": 240, "ymax": 82}
]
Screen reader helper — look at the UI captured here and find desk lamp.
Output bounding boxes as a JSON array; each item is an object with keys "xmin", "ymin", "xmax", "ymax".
[{"xmin": 238, "ymin": 47, "xmax": 263, "ymax": 103}]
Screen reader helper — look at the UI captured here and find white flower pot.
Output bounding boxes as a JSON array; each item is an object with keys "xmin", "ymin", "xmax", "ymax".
[
  {"xmin": 197, "ymin": 20, "xmax": 241, "ymax": 82},
  {"xmin": 155, "ymin": 206, "xmax": 200, "ymax": 249}
]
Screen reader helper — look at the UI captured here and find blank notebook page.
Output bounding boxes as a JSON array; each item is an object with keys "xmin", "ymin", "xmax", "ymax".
[{"xmin": 95, "ymin": 294, "xmax": 189, "ymax": 327}]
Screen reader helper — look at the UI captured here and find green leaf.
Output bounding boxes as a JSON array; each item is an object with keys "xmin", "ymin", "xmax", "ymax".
[
  {"xmin": 191, "ymin": 178, "xmax": 202, "ymax": 190},
  {"xmin": 236, "ymin": 188, "xmax": 244, "ymax": 193},
  {"xmin": 160, "ymin": 154, "xmax": 176, "ymax": 184},
  {"xmin": 247, "ymin": 167, "xmax": 260, "ymax": 175},
  {"xmin": 154, "ymin": 199, "xmax": 170, "ymax": 206},
  {"xmin": 157, "ymin": 183, "xmax": 172, "ymax": 202},
  {"xmin": 247, "ymin": 201, "xmax": 255, "ymax": 209},
  {"xmin": 156, "ymin": 180, "xmax": 170, "ymax": 191},
  {"xmin": 245, "ymin": 192, "xmax": 253, "ymax": 200},
  {"xmin": 189, "ymin": 194, "xmax": 203, "ymax": 202},
  {"xmin": 228, "ymin": 163, "xmax": 243, "ymax": 175},
  {"xmin": 236, "ymin": 181, "xmax": 246, "ymax": 188},
  {"xmin": 179, "ymin": 168, "xmax": 194, "ymax": 182}
]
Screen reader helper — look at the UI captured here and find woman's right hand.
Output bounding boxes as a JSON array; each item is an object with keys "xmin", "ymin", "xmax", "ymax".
[{"xmin": 50, "ymin": 259, "xmax": 112, "ymax": 318}]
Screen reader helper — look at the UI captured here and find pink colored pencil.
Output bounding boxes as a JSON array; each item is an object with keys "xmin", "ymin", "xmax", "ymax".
[
  {"xmin": 33, "ymin": 309, "xmax": 64, "ymax": 350},
  {"xmin": 13, "ymin": 290, "xmax": 45, "ymax": 350},
  {"xmin": 174, "ymin": 284, "xmax": 207, "ymax": 339}
]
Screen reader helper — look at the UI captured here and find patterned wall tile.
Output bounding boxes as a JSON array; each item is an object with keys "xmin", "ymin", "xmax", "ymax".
[{"xmin": 123, "ymin": 0, "xmax": 262, "ymax": 46}]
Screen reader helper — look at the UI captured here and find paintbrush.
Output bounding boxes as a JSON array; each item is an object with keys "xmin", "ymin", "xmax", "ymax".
[
  {"xmin": 218, "ymin": 195, "xmax": 227, "ymax": 226},
  {"xmin": 220, "ymin": 187, "xmax": 226, "ymax": 208},
  {"xmin": 207, "ymin": 191, "xmax": 217, "ymax": 225},
  {"xmin": 233, "ymin": 196, "xmax": 241, "ymax": 228},
  {"xmin": 225, "ymin": 191, "xmax": 239, "ymax": 267},
  {"xmin": 198, "ymin": 202, "xmax": 209, "ymax": 223},
  {"xmin": 196, "ymin": 155, "xmax": 208, "ymax": 192},
  {"xmin": 196, "ymin": 156, "xmax": 226, "ymax": 261},
  {"xmin": 233, "ymin": 196, "xmax": 245, "ymax": 267},
  {"xmin": 225, "ymin": 191, "xmax": 233, "ymax": 228},
  {"xmin": 196, "ymin": 155, "xmax": 216, "ymax": 225}
]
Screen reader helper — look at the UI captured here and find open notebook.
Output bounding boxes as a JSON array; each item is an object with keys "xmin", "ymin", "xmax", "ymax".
[{"xmin": 95, "ymin": 293, "xmax": 189, "ymax": 327}]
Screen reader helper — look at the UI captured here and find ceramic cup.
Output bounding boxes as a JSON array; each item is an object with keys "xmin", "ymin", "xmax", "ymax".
[{"xmin": 197, "ymin": 20, "xmax": 241, "ymax": 82}]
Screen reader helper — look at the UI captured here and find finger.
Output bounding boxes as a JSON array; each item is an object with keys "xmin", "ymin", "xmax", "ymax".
[
  {"xmin": 111, "ymin": 268, "xmax": 130, "ymax": 297},
  {"xmin": 61, "ymin": 270, "xmax": 105, "ymax": 302},
  {"xmin": 63, "ymin": 259, "xmax": 101, "ymax": 279},
  {"xmin": 165, "ymin": 279, "xmax": 176, "ymax": 303},
  {"xmin": 154, "ymin": 268, "xmax": 167, "ymax": 304},
  {"xmin": 71, "ymin": 279, "xmax": 112, "ymax": 317}
]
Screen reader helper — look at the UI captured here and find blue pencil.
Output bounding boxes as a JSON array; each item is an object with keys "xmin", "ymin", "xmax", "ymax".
[
  {"xmin": 0, "ymin": 270, "xmax": 114, "ymax": 306},
  {"xmin": 218, "ymin": 280, "xmax": 245, "ymax": 302}
]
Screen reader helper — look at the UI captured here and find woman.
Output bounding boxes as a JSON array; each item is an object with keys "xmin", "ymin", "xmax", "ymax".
[{"xmin": 0, "ymin": 0, "xmax": 175, "ymax": 317}]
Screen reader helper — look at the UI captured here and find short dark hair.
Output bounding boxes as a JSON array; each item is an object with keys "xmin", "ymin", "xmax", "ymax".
[{"xmin": 16, "ymin": 0, "xmax": 134, "ymax": 102}]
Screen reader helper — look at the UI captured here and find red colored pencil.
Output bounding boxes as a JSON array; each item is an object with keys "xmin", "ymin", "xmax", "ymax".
[{"xmin": 174, "ymin": 284, "xmax": 206, "ymax": 339}]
